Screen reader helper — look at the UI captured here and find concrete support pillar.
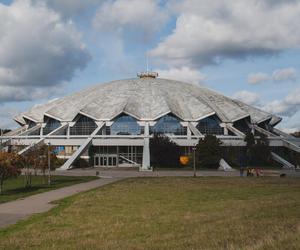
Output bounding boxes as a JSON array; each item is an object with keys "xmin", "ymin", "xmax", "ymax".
[
  {"xmin": 224, "ymin": 125, "xmax": 229, "ymax": 135},
  {"xmin": 141, "ymin": 122, "xmax": 151, "ymax": 171},
  {"xmin": 67, "ymin": 124, "xmax": 70, "ymax": 139},
  {"xmin": 40, "ymin": 123, "xmax": 45, "ymax": 137},
  {"xmin": 187, "ymin": 126, "xmax": 192, "ymax": 140}
]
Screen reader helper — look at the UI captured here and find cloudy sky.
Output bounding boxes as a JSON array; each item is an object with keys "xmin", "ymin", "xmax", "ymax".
[{"xmin": 0, "ymin": 0, "xmax": 299, "ymax": 132}]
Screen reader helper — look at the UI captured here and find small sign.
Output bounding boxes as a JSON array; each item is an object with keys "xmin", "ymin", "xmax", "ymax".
[{"xmin": 180, "ymin": 156, "xmax": 189, "ymax": 165}]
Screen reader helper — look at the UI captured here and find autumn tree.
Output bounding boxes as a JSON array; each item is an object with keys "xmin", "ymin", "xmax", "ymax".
[
  {"xmin": 0, "ymin": 152, "xmax": 22, "ymax": 194},
  {"xmin": 25, "ymin": 144, "xmax": 57, "ymax": 185}
]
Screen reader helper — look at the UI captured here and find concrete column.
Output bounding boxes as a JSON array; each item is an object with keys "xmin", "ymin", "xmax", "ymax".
[
  {"xmin": 224, "ymin": 125, "xmax": 228, "ymax": 135},
  {"xmin": 141, "ymin": 122, "xmax": 151, "ymax": 171},
  {"xmin": 67, "ymin": 124, "xmax": 70, "ymax": 139},
  {"xmin": 40, "ymin": 123, "xmax": 45, "ymax": 137},
  {"xmin": 187, "ymin": 126, "xmax": 192, "ymax": 140}
]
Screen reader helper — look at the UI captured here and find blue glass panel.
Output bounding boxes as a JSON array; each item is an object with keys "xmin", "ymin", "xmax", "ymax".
[
  {"xmin": 70, "ymin": 116, "xmax": 97, "ymax": 135},
  {"xmin": 111, "ymin": 115, "xmax": 141, "ymax": 135},
  {"xmin": 150, "ymin": 114, "xmax": 186, "ymax": 135},
  {"xmin": 43, "ymin": 117, "xmax": 61, "ymax": 135},
  {"xmin": 196, "ymin": 116, "xmax": 224, "ymax": 135}
]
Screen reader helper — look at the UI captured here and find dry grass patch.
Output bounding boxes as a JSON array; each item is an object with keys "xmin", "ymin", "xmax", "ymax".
[{"xmin": 0, "ymin": 177, "xmax": 299, "ymax": 250}]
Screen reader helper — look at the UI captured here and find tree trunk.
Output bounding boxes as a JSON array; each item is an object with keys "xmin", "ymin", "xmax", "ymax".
[{"xmin": 0, "ymin": 176, "xmax": 4, "ymax": 195}]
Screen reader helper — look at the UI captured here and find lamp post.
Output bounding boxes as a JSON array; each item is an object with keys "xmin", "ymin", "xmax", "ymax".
[
  {"xmin": 0, "ymin": 129, "xmax": 2, "ymax": 152},
  {"xmin": 192, "ymin": 146, "xmax": 196, "ymax": 177},
  {"xmin": 47, "ymin": 141, "xmax": 51, "ymax": 186}
]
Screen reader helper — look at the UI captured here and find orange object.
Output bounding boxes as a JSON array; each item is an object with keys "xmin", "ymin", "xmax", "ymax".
[{"xmin": 180, "ymin": 156, "xmax": 189, "ymax": 165}]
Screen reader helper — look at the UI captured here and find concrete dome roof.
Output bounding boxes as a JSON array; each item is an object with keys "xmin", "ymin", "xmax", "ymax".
[{"xmin": 15, "ymin": 77, "xmax": 281, "ymax": 125}]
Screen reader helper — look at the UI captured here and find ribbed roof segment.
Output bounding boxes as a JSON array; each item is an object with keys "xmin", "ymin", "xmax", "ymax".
[{"xmin": 16, "ymin": 78, "xmax": 280, "ymax": 124}]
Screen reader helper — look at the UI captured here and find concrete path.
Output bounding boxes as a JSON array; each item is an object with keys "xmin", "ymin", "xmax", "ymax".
[
  {"xmin": 0, "ymin": 177, "xmax": 123, "ymax": 229},
  {"xmin": 54, "ymin": 168, "xmax": 300, "ymax": 178},
  {"xmin": 56, "ymin": 169, "xmax": 240, "ymax": 178}
]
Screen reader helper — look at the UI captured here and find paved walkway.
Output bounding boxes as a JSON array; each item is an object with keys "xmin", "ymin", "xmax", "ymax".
[
  {"xmin": 56, "ymin": 169, "xmax": 241, "ymax": 178},
  {"xmin": 0, "ymin": 177, "xmax": 123, "ymax": 229}
]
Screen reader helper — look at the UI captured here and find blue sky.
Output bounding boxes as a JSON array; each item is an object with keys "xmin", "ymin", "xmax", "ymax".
[{"xmin": 0, "ymin": 0, "xmax": 299, "ymax": 132}]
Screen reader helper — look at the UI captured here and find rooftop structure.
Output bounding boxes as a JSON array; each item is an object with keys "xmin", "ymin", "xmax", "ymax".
[{"xmin": 1, "ymin": 77, "xmax": 299, "ymax": 170}]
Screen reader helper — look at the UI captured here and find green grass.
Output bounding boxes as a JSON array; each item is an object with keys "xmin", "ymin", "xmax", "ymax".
[
  {"xmin": 0, "ymin": 177, "xmax": 299, "ymax": 249},
  {"xmin": 0, "ymin": 175, "xmax": 98, "ymax": 204}
]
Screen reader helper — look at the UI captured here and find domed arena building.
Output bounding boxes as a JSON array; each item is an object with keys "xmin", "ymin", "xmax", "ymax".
[{"xmin": 1, "ymin": 72, "xmax": 300, "ymax": 170}]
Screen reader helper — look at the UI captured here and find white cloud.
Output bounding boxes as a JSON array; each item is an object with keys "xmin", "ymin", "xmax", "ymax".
[
  {"xmin": 263, "ymin": 87, "xmax": 300, "ymax": 116},
  {"xmin": 272, "ymin": 67, "xmax": 298, "ymax": 82},
  {"xmin": 0, "ymin": 105, "xmax": 23, "ymax": 129},
  {"xmin": 93, "ymin": 0, "xmax": 167, "ymax": 37},
  {"xmin": 151, "ymin": 0, "xmax": 300, "ymax": 67},
  {"xmin": 0, "ymin": 85, "xmax": 64, "ymax": 103},
  {"xmin": 248, "ymin": 73, "xmax": 270, "ymax": 84},
  {"xmin": 0, "ymin": 0, "xmax": 90, "ymax": 102},
  {"xmin": 42, "ymin": 0, "xmax": 100, "ymax": 17},
  {"xmin": 157, "ymin": 67, "xmax": 206, "ymax": 84},
  {"xmin": 232, "ymin": 90, "xmax": 261, "ymax": 106},
  {"xmin": 247, "ymin": 67, "xmax": 298, "ymax": 84}
]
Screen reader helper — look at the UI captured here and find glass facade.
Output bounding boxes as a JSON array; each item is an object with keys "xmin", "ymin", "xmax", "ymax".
[
  {"xmin": 92, "ymin": 146, "xmax": 143, "ymax": 166},
  {"xmin": 110, "ymin": 115, "xmax": 142, "ymax": 135},
  {"xmin": 196, "ymin": 115, "xmax": 224, "ymax": 135},
  {"xmin": 24, "ymin": 118, "xmax": 36, "ymax": 129},
  {"xmin": 29, "ymin": 128, "xmax": 41, "ymax": 136},
  {"xmin": 150, "ymin": 114, "xmax": 187, "ymax": 135},
  {"xmin": 234, "ymin": 118, "xmax": 251, "ymax": 135},
  {"xmin": 43, "ymin": 117, "xmax": 61, "ymax": 135},
  {"xmin": 70, "ymin": 115, "xmax": 97, "ymax": 135}
]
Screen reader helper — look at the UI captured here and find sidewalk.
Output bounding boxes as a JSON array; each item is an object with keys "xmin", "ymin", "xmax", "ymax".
[{"xmin": 0, "ymin": 177, "xmax": 123, "ymax": 229}]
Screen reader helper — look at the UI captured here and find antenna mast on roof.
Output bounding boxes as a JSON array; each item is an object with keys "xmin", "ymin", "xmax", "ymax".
[
  {"xmin": 137, "ymin": 51, "xmax": 158, "ymax": 78},
  {"xmin": 146, "ymin": 52, "xmax": 149, "ymax": 72}
]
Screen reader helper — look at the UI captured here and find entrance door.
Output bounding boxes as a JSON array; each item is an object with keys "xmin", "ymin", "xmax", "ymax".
[
  {"xmin": 96, "ymin": 154, "xmax": 117, "ymax": 167},
  {"xmin": 95, "ymin": 156, "xmax": 99, "ymax": 166}
]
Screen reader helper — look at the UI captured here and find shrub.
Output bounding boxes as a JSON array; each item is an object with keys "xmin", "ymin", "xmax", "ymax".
[{"xmin": 73, "ymin": 158, "xmax": 90, "ymax": 168}]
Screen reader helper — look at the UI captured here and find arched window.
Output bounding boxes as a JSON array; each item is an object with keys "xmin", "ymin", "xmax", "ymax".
[
  {"xmin": 150, "ymin": 114, "xmax": 186, "ymax": 135},
  {"xmin": 110, "ymin": 115, "xmax": 142, "ymax": 135},
  {"xmin": 196, "ymin": 115, "xmax": 224, "ymax": 135},
  {"xmin": 43, "ymin": 117, "xmax": 61, "ymax": 135},
  {"xmin": 70, "ymin": 115, "xmax": 97, "ymax": 135}
]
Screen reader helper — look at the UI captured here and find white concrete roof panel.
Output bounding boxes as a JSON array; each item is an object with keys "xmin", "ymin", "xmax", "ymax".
[{"xmin": 16, "ymin": 77, "xmax": 281, "ymax": 124}]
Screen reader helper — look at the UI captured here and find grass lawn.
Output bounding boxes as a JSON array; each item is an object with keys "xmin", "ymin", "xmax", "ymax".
[
  {"xmin": 0, "ymin": 175, "xmax": 98, "ymax": 204},
  {"xmin": 0, "ymin": 177, "xmax": 299, "ymax": 249}
]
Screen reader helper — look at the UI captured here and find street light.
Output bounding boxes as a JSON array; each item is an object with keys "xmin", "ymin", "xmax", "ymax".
[
  {"xmin": 47, "ymin": 141, "xmax": 51, "ymax": 186},
  {"xmin": 0, "ymin": 129, "xmax": 2, "ymax": 152},
  {"xmin": 192, "ymin": 146, "xmax": 196, "ymax": 177}
]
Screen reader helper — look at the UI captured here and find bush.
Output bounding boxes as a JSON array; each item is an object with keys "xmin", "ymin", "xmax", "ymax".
[
  {"xmin": 52, "ymin": 158, "xmax": 67, "ymax": 169},
  {"xmin": 150, "ymin": 134, "xmax": 181, "ymax": 168},
  {"xmin": 73, "ymin": 158, "xmax": 90, "ymax": 168}
]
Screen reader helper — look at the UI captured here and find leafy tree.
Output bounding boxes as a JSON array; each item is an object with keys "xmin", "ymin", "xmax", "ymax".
[
  {"xmin": 150, "ymin": 134, "xmax": 181, "ymax": 168},
  {"xmin": 244, "ymin": 132, "xmax": 271, "ymax": 166},
  {"xmin": 0, "ymin": 152, "xmax": 22, "ymax": 194},
  {"xmin": 291, "ymin": 131, "xmax": 300, "ymax": 138},
  {"xmin": 244, "ymin": 132, "xmax": 255, "ymax": 148},
  {"xmin": 196, "ymin": 135, "xmax": 222, "ymax": 168}
]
